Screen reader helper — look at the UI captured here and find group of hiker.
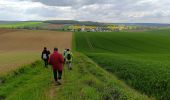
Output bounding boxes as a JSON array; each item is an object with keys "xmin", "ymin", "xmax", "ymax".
[{"xmin": 41, "ymin": 47, "xmax": 73, "ymax": 85}]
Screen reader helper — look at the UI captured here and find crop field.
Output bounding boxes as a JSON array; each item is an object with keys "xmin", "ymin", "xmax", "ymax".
[
  {"xmin": 0, "ymin": 29, "xmax": 72, "ymax": 75},
  {"xmin": 0, "ymin": 22, "xmax": 42, "ymax": 29},
  {"xmin": 74, "ymin": 29, "xmax": 170, "ymax": 100}
]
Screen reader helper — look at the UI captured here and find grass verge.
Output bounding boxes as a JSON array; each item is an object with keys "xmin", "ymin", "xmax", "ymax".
[{"xmin": 0, "ymin": 61, "xmax": 52, "ymax": 100}]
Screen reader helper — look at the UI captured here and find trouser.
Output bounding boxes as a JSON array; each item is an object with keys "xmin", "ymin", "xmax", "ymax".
[
  {"xmin": 67, "ymin": 61, "xmax": 72, "ymax": 70},
  {"xmin": 53, "ymin": 69, "xmax": 62, "ymax": 81},
  {"xmin": 43, "ymin": 59, "xmax": 48, "ymax": 67},
  {"xmin": 64, "ymin": 58, "xmax": 66, "ymax": 64}
]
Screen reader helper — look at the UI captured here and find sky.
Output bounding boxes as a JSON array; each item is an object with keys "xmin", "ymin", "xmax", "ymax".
[{"xmin": 0, "ymin": 0, "xmax": 170, "ymax": 23}]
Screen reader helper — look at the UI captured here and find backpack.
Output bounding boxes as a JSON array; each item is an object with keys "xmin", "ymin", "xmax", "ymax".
[
  {"xmin": 43, "ymin": 53, "xmax": 47, "ymax": 59},
  {"xmin": 67, "ymin": 53, "xmax": 71, "ymax": 60},
  {"xmin": 63, "ymin": 50, "xmax": 67, "ymax": 56}
]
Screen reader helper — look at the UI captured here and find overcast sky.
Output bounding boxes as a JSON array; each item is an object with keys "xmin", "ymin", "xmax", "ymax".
[{"xmin": 0, "ymin": 0, "xmax": 170, "ymax": 23}]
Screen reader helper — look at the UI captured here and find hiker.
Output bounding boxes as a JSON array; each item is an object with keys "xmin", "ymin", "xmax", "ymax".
[
  {"xmin": 48, "ymin": 48, "xmax": 64, "ymax": 85},
  {"xmin": 66, "ymin": 49, "xmax": 73, "ymax": 70},
  {"xmin": 41, "ymin": 47, "xmax": 50, "ymax": 68},
  {"xmin": 63, "ymin": 48, "xmax": 67, "ymax": 64}
]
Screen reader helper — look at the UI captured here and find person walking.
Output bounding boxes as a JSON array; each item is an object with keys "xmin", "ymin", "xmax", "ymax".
[
  {"xmin": 63, "ymin": 48, "xmax": 67, "ymax": 64},
  {"xmin": 66, "ymin": 49, "xmax": 73, "ymax": 70},
  {"xmin": 41, "ymin": 47, "xmax": 50, "ymax": 68},
  {"xmin": 48, "ymin": 48, "xmax": 64, "ymax": 85}
]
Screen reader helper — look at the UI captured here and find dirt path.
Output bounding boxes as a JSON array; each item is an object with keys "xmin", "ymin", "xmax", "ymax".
[{"xmin": 45, "ymin": 83, "xmax": 57, "ymax": 100}]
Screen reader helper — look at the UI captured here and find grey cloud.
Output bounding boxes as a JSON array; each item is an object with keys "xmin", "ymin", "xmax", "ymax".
[
  {"xmin": 1, "ymin": 0, "xmax": 170, "ymax": 23},
  {"xmin": 31, "ymin": 0, "xmax": 111, "ymax": 7},
  {"xmin": 24, "ymin": 6, "xmax": 74, "ymax": 19}
]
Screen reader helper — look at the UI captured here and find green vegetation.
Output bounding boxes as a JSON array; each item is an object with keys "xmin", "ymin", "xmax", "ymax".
[
  {"xmin": 0, "ymin": 61, "xmax": 52, "ymax": 100},
  {"xmin": 74, "ymin": 29, "xmax": 170, "ymax": 100},
  {"xmin": 0, "ymin": 53, "xmax": 150, "ymax": 100},
  {"xmin": 0, "ymin": 22, "xmax": 42, "ymax": 29}
]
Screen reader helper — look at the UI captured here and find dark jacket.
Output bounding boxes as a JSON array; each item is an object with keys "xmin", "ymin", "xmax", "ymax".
[{"xmin": 41, "ymin": 50, "xmax": 50, "ymax": 60}]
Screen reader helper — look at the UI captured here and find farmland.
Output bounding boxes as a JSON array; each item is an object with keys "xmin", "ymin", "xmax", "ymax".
[
  {"xmin": 0, "ymin": 0, "xmax": 170, "ymax": 99},
  {"xmin": 74, "ymin": 29, "xmax": 170, "ymax": 100},
  {"xmin": 0, "ymin": 22, "xmax": 42, "ymax": 29},
  {"xmin": 0, "ymin": 25, "xmax": 169, "ymax": 100},
  {"xmin": 0, "ymin": 28, "xmax": 151, "ymax": 100},
  {"xmin": 0, "ymin": 29, "xmax": 72, "ymax": 75}
]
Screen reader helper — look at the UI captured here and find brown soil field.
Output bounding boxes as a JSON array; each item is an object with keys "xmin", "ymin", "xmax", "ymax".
[
  {"xmin": 0, "ymin": 29, "xmax": 72, "ymax": 75},
  {"xmin": 0, "ymin": 29, "xmax": 19, "ymax": 35},
  {"xmin": 0, "ymin": 29, "xmax": 72, "ymax": 52}
]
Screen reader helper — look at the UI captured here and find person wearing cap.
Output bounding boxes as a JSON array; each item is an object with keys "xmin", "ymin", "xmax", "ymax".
[{"xmin": 48, "ymin": 48, "xmax": 64, "ymax": 85}]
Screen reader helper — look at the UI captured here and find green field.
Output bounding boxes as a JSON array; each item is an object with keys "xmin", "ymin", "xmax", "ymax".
[
  {"xmin": 74, "ymin": 29, "xmax": 170, "ymax": 100},
  {"xmin": 0, "ymin": 22, "xmax": 42, "ymax": 29}
]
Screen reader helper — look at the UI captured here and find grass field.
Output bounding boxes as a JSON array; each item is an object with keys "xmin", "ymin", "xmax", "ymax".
[
  {"xmin": 0, "ymin": 29, "xmax": 72, "ymax": 76},
  {"xmin": 0, "ymin": 22, "xmax": 42, "ymax": 29},
  {"xmin": 74, "ymin": 29, "xmax": 170, "ymax": 100}
]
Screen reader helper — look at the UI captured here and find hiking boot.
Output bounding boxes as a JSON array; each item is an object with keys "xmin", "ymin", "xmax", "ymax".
[
  {"xmin": 57, "ymin": 80, "xmax": 62, "ymax": 85},
  {"xmin": 54, "ymin": 81, "xmax": 61, "ymax": 86}
]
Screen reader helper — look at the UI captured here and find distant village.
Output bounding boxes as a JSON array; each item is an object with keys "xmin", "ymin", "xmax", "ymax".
[{"xmin": 66, "ymin": 25, "xmax": 133, "ymax": 32}]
